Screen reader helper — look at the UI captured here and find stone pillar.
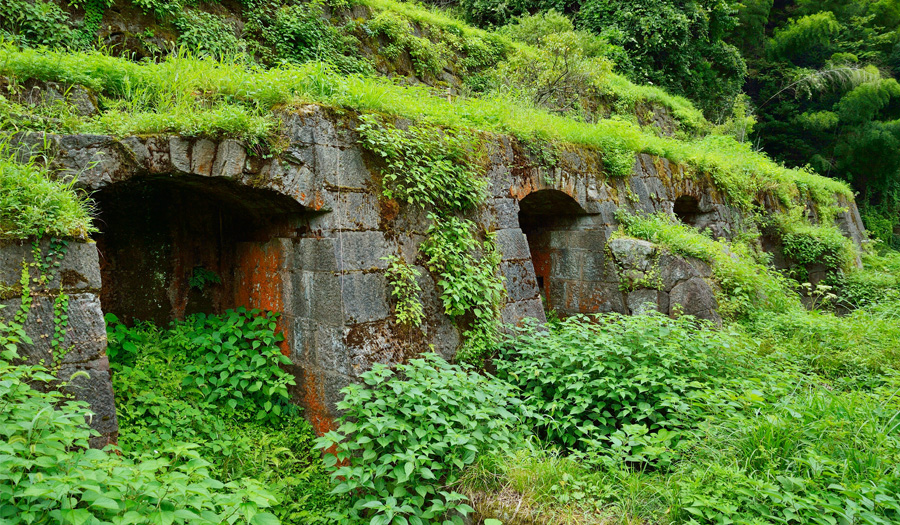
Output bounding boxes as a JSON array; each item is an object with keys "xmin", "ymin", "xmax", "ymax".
[{"xmin": 0, "ymin": 239, "xmax": 118, "ymax": 448}]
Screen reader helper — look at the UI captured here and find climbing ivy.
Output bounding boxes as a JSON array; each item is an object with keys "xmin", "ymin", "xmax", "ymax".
[
  {"xmin": 357, "ymin": 116, "xmax": 503, "ymax": 366},
  {"xmin": 383, "ymin": 255, "xmax": 425, "ymax": 328},
  {"xmin": 421, "ymin": 215, "xmax": 504, "ymax": 366},
  {"xmin": 357, "ymin": 115, "xmax": 486, "ymax": 212}
]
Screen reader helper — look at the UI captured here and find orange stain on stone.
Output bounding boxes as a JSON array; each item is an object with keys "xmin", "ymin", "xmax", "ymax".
[
  {"xmin": 235, "ymin": 241, "xmax": 290, "ymax": 356},
  {"xmin": 301, "ymin": 369, "xmax": 337, "ymax": 437}
]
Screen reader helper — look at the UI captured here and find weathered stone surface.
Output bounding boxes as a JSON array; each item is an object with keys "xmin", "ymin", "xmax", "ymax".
[
  {"xmin": 337, "ymin": 231, "xmax": 390, "ymax": 271},
  {"xmin": 496, "ymin": 228, "xmax": 531, "ymax": 261},
  {"xmin": 211, "ymin": 139, "xmax": 246, "ymax": 178},
  {"xmin": 340, "ymin": 272, "xmax": 390, "ymax": 324},
  {"xmin": 669, "ymin": 277, "xmax": 720, "ymax": 323},
  {"xmin": 191, "ymin": 139, "xmax": 216, "ymax": 176},
  {"xmin": 500, "ymin": 260, "xmax": 540, "ymax": 302},
  {"xmin": 1, "ymin": 237, "xmax": 116, "ymax": 447},
  {"xmin": 12, "ymin": 79, "xmax": 98, "ymax": 116},
  {"xmin": 314, "ymin": 325, "xmax": 350, "ymax": 376},
  {"xmin": 303, "ymin": 271, "xmax": 344, "ymax": 327},
  {"xmin": 608, "ymin": 238, "xmax": 658, "ymax": 272},
  {"xmin": 58, "ymin": 358, "xmax": 118, "ymax": 448},
  {"xmin": 2, "ymin": 294, "xmax": 106, "ymax": 366},
  {"xmin": 296, "ymin": 238, "xmax": 338, "ymax": 272},
  {"xmin": 659, "ymin": 253, "xmax": 698, "ymax": 292},
  {"xmin": 627, "ymin": 289, "xmax": 662, "ymax": 315},
  {"xmin": 0, "ymin": 240, "xmax": 100, "ymax": 293},
  {"xmin": 491, "ymin": 198, "xmax": 520, "ymax": 229}
]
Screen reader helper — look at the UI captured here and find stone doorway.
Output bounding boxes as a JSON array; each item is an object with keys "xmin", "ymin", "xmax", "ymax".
[
  {"xmin": 517, "ymin": 190, "xmax": 621, "ymax": 315},
  {"xmin": 92, "ymin": 175, "xmax": 310, "ymax": 354}
]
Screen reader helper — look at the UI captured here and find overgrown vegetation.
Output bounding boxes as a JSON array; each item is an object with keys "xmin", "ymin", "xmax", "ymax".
[
  {"xmin": 0, "ymin": 142, "xmax": 93, "ymax": 239},
  {"xmin": 4, "ymin": 0, "xmax": 900, "ymax": 523},
  {"xmin": 0, "ymin": 345, "xmax": 282, "ymax": 525},
  {"xmin": 315, "ymin": 354, "xmax": 530, "ymax": 524},
  {"xmin": 358, "ymin": 116, "xmax": 504, "ymax": 365},
  {"xmin": 0, "ymin": 42, "xmax": 853, "ymax": 236},
  {"xmin": 106, "ymin": 309, "xmax": 340, "ymax": 522}
]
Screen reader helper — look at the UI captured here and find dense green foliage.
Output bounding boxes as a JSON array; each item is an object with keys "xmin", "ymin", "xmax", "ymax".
[
  {"xmin": 497, "ymin": 314, "xmax": 742, "ymax": 467},
  {"xmin": 106, "ymin": 309, "xmax": 339, "ymax": 522},
  {"xmin": 0, "ymin": 355, "xmax": 281, "ymax": 524},
  {"xmin": 577, "ymin": 0, "xmax": 746, "ymax": 116},
  {"xmin": 0, "ymin": 280, "xmax": 284, "ymax": 524},
  {"xmin": 0, "ymin": 43, "xmax": 852, "ymax": 229},
  {"xmin": 723, "ymin": 0, "xmax": 900, "ymax": 246},
  {"xmin": 316, "ymin": 353, "xmax": 530, "ymax": 524},
  {"xmin": 0, "ymin": 145, "xmax": 94, "ymax": 239}
]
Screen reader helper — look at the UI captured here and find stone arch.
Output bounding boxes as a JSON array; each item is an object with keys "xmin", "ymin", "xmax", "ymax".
[
  {"xmin": 93, "ymin": 174, "xmax": 314, "ymax": 355},
  {"xmin": 516, "ymin": 190, "xmax": 619, "ymax": 315},
  {"xmin": 673, "ymin": 195, "xmax": 701, "ymax": 227}
]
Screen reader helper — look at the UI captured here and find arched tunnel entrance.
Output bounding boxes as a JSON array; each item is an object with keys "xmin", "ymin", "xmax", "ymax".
[
  {"xmin": 673, "ymin": 195, "xmax": 701, "ymax": 227},
  {"xmin": 93, "ymin": 175, "xmax": 313, "ymax": 353},
  {"xmin": 518, "ymin": 190, "xmax": 621, "ymax": 315}
]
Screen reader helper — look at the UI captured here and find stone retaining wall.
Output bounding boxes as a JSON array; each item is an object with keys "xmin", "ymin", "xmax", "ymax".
[
  {"xmin": 4, "ymin": 104, "xmax": 869, "ymax": 433},
  {"xmin": 0, "ymin": 239, "xmax": 117, "ymax": 448}
]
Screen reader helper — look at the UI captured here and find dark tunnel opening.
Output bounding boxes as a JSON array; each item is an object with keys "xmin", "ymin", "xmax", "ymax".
[
  {"xmin": 92, "ymin": 175, "xmax": 310, "ymax": 325},
  {"xmin": 673, "ymin": 195, "xmax": 701, "ymax": 227},
  {"xmin": 517, "ymin": 189, "xmax": 588, "ymax": 310}
]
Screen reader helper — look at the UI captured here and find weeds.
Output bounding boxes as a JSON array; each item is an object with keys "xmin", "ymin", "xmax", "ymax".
[{"xmin": 0, "ymin": 141, "xmax": 94, "ymax": 239}]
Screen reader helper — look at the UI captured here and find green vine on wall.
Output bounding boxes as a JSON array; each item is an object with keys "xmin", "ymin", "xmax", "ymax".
[
  {"xmin": 383, "ymin": 255, "xmax": 425, "ymax": 328},
  {"xmin": 1, "ymin": 238, "xmax": 72, "ymax": 370},
  {"xmin": 358, "ymin": 115, "xmax": 504, "ymax": 366},
  {"xmin": 72, "ymin": 0, "xmax": 111, "ymax": 49}
]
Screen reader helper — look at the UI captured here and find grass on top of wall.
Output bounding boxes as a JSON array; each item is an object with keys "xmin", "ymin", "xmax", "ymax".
[
  {"xmin": 0, "ymin": 140, "xmax": 94, "ymax": 239},
  {"xmin": 0, "ymin": 44, "xmax": 851, "ymax": 220}
]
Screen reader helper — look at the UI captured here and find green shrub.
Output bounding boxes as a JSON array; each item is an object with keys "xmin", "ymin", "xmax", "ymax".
[
  {"xmin": 357, "ymin": 116, "xmax": 503, "ymax": 365},
  {"xmin": 175, "ymin": 10, "xmax": 244, "ymax": 59},
  {"xmin": 316, "ymin": 353, "xmax": 531, "ymax": 524},
  {"xmin": 108, "ymin": 308, "xmax": 295, "ymax": 423},
  {"xmin": 832, "ymin": 248, "xmax": 900, "ymax": 308},
  {"xmin": 498, "ymin": 313, "xmax": 746, "ymax": 468},
  {"xmin": 106, "ymin": 311, "xmax": 339, "ymax": 522},
  {"xmin": 0, "ymin": 146, "xmax": 94, "ymax": 239},
  {"xmin": 490, "ymin": 31, "xmax": 614, "ymax": 118},
  {"xmin": 0, "ymin": 341, "xmax": 281, "ymax": 524},
  {"xmin": 778, "ymin": 217, "xmax": 857, "ymax": 273},
  {"xmin": 671, "ymin": 383, "xmax": 900, "ymax": 525},
  {"xmin": 577, "ymin": 0, "xmax": 747, "ymax": 115},
  {"xmin": 744, "ymin": 298, "xmax": 900, "ymax": 384},
  {"xmin": 0, "ymin": 0, "xmax": 73, "ymax": 48},
  {"xmin": 460, "ymin": 0, "xmax": 531, "ymax": 27}
]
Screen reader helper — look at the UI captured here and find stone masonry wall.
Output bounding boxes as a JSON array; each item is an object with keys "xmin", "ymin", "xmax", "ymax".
[
  {"xmin": 0, "ymin": 239, "xmax": 117, "ymax": 448},
  {"xmin": 5, "ymin": 104, "xmax": 869, "ymax": 433}
]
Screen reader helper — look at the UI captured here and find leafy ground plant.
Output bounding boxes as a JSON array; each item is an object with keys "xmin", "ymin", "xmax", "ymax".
[
  {"xmin": 497, "ymin": 313, "xmax": 746, "ymax": 468},
  {"xmin": 0, "ymin": 333, "xmax": 281, "ymax": 525},
  {"xmin": 106, "ymin": 309, "xmax": 340, "ymax": 523},
  {"xmin": 316, "ymin": 353, "xmax": 532, "ymax": 524}
]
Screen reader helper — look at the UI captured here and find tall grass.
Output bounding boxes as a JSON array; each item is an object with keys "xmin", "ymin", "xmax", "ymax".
[
  {"xmin": 0, "ymin": 140, "xmax": 94, "ymax": 239},
  {"xmin": 0, "ymin": 44, "xmax": 852, "ymax": 217}
]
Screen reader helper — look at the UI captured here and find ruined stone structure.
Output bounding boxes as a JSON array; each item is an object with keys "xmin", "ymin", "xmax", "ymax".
[
  {"xmin": 4, "ymin": 105, "xmax": 868, "ymax": 440},
  {"xmin": 0, "ymin": 239, "xmax": 117, "ymax": 448}
]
